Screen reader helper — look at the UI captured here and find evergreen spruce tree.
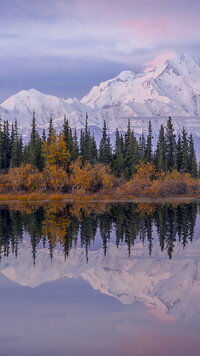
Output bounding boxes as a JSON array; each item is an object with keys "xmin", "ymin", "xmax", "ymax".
[
  {"xmin": 2, "ymin": 121, "xmax": 11, "ymax": 170},
  {"xmin": 99, "ymin": 120, "xmax": 112, "ymax": 165},
  {"xmin": 25, "ymin": 112, "xmax": 43, "ymax": 170},
  {"xmin": 42, "ymin": 128, "xmax": 46, "ymax": 142},
  {"xmin": 0, "ymin": 119, "xmax": 4, "ymax": 170},
  {"xmin": 188, "ymin": 134, "xmax": 197, "ymax": 177},
  {"xmin": 112, "ymin": 129, "xmax": 124, "ymax": 177},
  {"xmin": 165, "ymin": 116, "xmax": 176, "ymax": 171},
  {"xmin": 123, "ymin": 119, "xmax": 139, "ymax": 178},
  {"xmin": 138, "ymin": 132, "xmax": 146, "ymax": 161},
  {"xmin": 146, "ymin": 120, "xmax": 153, "ymax": 162},
  {"xmin": 181, "ymin": 128, "xmax": 189, "ymax": 173},
  {"xmin": 10, "ymin": 120, "xmax": 23, "ymax": 167},
  {"xmin": 155, "ymin": 124, "xmax": 166, "ymax": 171},
  {"xmin": 90, "ymin": 135, "xmax": 98, "ymax": 164},
  {"xmin": 80, "ymin": 114, "xmax": 90, "ymax": 162},
  {"xmin": 47, "ymin": 117, "xmax": 54, "ymax": 143},
  {"xmin": 80, "ymin": 114, "xmax": 97, "ymax": 164},
  {"xmin": 71, "ymin": 128, "xmax": 79, "ymax": 161},
  {"xmin": 174, "ymin": 133, "xmax": 182, "ymax": 171},
  {"xmin": 62, "ymin": 117, "xmax": 79, "ymax": 164}
]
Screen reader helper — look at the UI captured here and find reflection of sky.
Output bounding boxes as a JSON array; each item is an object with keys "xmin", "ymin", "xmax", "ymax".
[
  {"xmin": 0, "ymin": 273, "xmax": 200, "ymax": 356},
  {"xmin": 0, "ymin": 0, "xmax": 200, "ymax": 101}
]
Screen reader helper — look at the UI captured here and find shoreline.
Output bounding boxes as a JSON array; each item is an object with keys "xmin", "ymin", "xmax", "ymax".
[{"xmin": 0, "ymin": 193, "xmax": 199, "ymax": 204}]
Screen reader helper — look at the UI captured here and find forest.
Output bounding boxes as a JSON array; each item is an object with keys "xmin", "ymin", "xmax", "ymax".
[
  {"xmin": 0, "ymin": 202, "xmax": 197, "ymax": 262},
  {"xmin": 0, "ymin": 114, "xmax": 199, "ymax": 198}
]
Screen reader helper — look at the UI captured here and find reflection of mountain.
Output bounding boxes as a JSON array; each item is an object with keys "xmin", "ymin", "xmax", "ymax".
[{"xmin": 0, "ymin": 241, "xmax": 200, "ymax": 320}]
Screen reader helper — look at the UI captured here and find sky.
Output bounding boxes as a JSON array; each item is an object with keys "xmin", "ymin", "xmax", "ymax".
[{"xmin": 0, "ymin": 0, "xmax": 200, "ymax": 102}]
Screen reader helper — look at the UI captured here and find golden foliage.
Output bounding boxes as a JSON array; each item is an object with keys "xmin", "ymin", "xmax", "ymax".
[
  {"xmin": 134, "ymin": 161, "xmax": 157, "ymax": 181},
  {"xmin": 42, "ymin": 208, "xmax": 71, "ymax": 246},
  {"xmin": 136, "ymin": 203, "xmax": 157, "ymax": 216},
  {"xmin": 70, "ymin": 159, "xmax": 115, "ymax": 192},
  {"xmin": 42, "ymin": 130, "xmax": 70, "ymax": 168},
  {"xmin": 42, "ymin": 165, "xmax": 70, "ymax": 192},
  {"xmin": 5, "ymin": 164, "xmax": 42, "ymax": 192}
]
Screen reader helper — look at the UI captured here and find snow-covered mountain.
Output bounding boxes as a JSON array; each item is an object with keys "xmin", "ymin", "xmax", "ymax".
[
  {"xmin": 0, "ymin": 241, "xmax": 200, "ymax": 319},
  {"xmin": 82, "ymin": 54, "xmax": 200, "ymax": 117},
  {"xmin": 0, "ymin": 89, "xmax": 93, "ymax": 131},
  {"xmin": 1, "ymin": 54, "xmax": 200, "ymax": 139}
]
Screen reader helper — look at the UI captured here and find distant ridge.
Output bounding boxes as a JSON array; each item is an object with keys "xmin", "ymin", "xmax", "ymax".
[{"xmin": 0, "ymin": 54, "xmax": 200, "ymax": 143}]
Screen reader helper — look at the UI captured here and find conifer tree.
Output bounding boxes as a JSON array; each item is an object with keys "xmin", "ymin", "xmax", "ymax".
[
  {"xmin": 181, "ymin": 128, "xmax": 189, "ymax": 173},
  {"xmin": 188, "ymin": 134, "xmax": 197, "ymax": 177},
  {"xmin": 155, "ymin": 124, "xmax": 166, "ymax": 171},
  {"xmin": 62, "ymin": 117, "xmax": 79, "ymax": 164},
  {"xmin": 26, "ymin": 112, "xmax": 43, "ymax": 170},
  {"xmin": 90, "ymin": 135, "xmax": 98, "ymax": 164},
  {"xmin": 71, "ymin": 128, "xmax": 79, "ymax": 161},
  {"xmin": 1, "ymin": 120, "xmax": 11, "ymax": 170},
  {"xmin": 47, "ymin": 117, "xmax": 54, "ymax": 143},
  {"xmin": 0, "ymin": 119, "xmax": 4, "ymax": 170},
  {"xmin": 42, "ymin": 129, "xmax": 46, "ymax": 142},
  {"xmin": 99, "ymin": 120, "xmax": 112, "ymax": 165},
  {"xmin": 174, "ymin": 133, "xmax": 182, "ymax": 171},
  {"xmin": 80, "ymin": 114, "xmax": 97, "ymax": 164},
  {"xmin": 165, "ymin": 116, "xmax": 176, "ymax": 171},
  {"xmin": 10, "ymin": 121, "xmax": 23, "ymax": 168},
  {"xmin": 146, "ymin": 120, "xmax": 153, "ymax": 162},
  {"xmin": 138, "ymin": 132, "xmax": 146, "ymax": 161},
  {"xmin": 124, "ymin": 119, "xmax": 139, "ymax": 178},
  {"xmin": 112, "ymin": 129, "xmax": 124, "ymax": 177}
]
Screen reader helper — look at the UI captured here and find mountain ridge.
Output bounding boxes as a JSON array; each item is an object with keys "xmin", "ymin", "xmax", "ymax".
[{"xmin": 0, "ymin": 53, "xmax": 200, "ymax": 141}]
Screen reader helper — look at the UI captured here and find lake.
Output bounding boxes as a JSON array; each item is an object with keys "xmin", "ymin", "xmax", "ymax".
[{"xmin": 0, "ymin": 201, "xmax": 200, "ymax": 356}]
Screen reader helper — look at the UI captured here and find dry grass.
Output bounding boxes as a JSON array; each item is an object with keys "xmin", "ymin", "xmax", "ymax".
[{"xmin": 48, "ymin": 194, "xmax": 63, "ymax": 201}]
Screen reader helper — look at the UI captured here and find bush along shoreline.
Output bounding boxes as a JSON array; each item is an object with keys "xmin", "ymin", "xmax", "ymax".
[{"xmin": 0, "ymin": 114, "xmax": 199, "ymax": 198}]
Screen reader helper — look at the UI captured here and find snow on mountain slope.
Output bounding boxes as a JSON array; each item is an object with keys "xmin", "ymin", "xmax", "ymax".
[
  {"xmin": 0, "ymin": 89, "xmax": 93, "ymax": 130},
  {"xmin": 1, "ymin": 54, "xmax": 200, "ymax": 140},
  {"xmin": 81, "ymin": 54, "xmax": 200, "ymax": 118},
  {"xmin": 1, "ymin": 241, "xmax": 200, "ymax": 319}
]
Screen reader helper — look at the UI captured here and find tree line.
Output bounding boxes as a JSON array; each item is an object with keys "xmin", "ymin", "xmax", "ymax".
[
  {"xmin": 0, "ymin": 114, "xmax": 198, "ymax": 179},
  {"xmin": 0, "ymin": 202, "xmax": 197, "ymax": 262}
]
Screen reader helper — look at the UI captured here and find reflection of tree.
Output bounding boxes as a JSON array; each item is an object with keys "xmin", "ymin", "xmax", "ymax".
[
  {"xmin": 42, "ymin": 206, "xmax": 71, "ymax": 259},
  {"xmin": 23, "ymin": 207, "xmax": 45, "ymax": 264},
  {"xmin": 99, "ymin": 213, "xmax": 112, "ymax": 256},
  {"xmin": 0, "ymin": 201, "xmax": 198, "ymax": 263},
  {"xmin": 62, "ymin": 214, "xmax": 79, "ymax": 260},
  {"xmin": 80, "ymin": 212, "xmax": 98, "ymax": 262},
  {"xmin": 0, "ymin": 209, "xmax": 23, "ymax": 260}
]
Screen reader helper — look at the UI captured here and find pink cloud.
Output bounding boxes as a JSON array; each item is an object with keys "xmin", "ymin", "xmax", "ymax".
[
  {"xmin": 143, "ymin": 51, "xmax": 177, "ymax": 72},
  {"xmin": 121, "ymin": 17, "xmax": 173, "ymax": 38},
  {"xmin": 121, "ymin": 333, "xmax": 200, "ymax": 356},
  {"xmin": 145, "ymin": 303, "xmax": 176, "ymax": 322},
  {"xmin": 121, "ymin": 13, "xmax": 200, "ymax": 41}
]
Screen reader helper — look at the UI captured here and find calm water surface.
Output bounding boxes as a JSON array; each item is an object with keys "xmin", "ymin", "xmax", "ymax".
[{"xmin": 0, "ymin": 202, "xmax": 200, "ymax": 356}]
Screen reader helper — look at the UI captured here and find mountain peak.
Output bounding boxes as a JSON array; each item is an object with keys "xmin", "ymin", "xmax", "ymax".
[
  {"xmin": 0, "ymin": 53, "xmax": 200, "ymax": 140},
  {"xmin": 116, "ymin": 70, "xmax": 136, "ymax": 81},
  {"xmin": 81, "ymin": 53, "xmax": 200, "ymax": 115}
]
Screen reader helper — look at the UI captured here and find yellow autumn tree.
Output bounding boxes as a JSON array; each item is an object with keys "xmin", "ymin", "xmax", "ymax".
[
  {"xmin": 42, "ymin": 130, "xmax": 70, "ymax": 169},
  {"xmin": 134, "ymin": 161, "xmax": 157, "ymax": 181},
  {"xmin": 70, "ymin": 158, "xmax": 92, "ymax": 191}
]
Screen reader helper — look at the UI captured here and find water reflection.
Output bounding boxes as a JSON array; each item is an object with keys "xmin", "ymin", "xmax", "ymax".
[
  {"xmin": 0, "ymin": 202, "xmax": 198, "ymax": 262},
  {"xmin": 0, "ymin": 202, "xmax": 200, "ymax": 355}
]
